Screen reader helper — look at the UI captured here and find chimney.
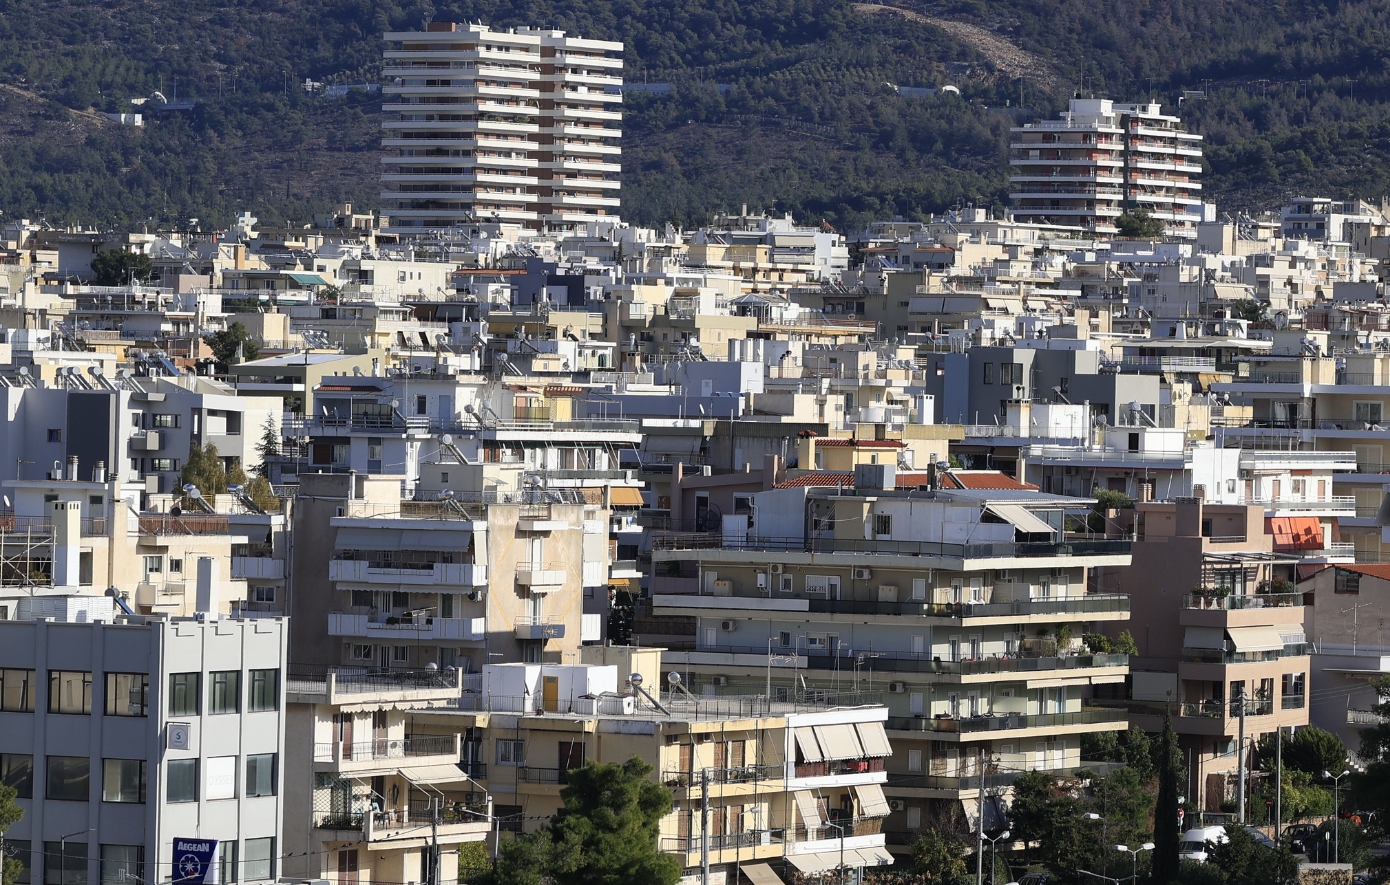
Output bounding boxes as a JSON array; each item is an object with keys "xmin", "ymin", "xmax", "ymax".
[
  {"xmin": 195, "ymin": 557, "xmax": 220, "ymax": 618},
  {"xmin": 65, "ymin": 455, "xmax": 79, "ymax": 481},
  {"xmin": 93, "ymin": 461, "xmax": 107, "ymax": 483},
  {"xmin": 51, "ymin": 500, "xmax": 81, "ymax": 587},
  {"xmin": 1174, "ymin": 496, "xmax": 1204, "ymax": 538}
]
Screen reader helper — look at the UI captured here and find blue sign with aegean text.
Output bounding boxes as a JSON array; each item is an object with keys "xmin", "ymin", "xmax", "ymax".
[{"xmin": 172, "ymin": 838, "xmax": 219, "ymax": 885}]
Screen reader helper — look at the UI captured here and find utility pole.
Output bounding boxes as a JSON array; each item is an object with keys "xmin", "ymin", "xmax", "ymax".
[
  {"xmin": 1275, "ymin": 728, "xmax": 1282, "ymax": 832},
  {"xmin": 1343, "ymin": 601, "xmax": 1372, "ymax": 654},
  {"xmin": 700, "ymin": 767, "xmax": 710, "ymax": 885},
  {"xmin": 1237, "ymin": 695, "xmax": 1247, "ymax": 825},
  {"xmin": 977, "ymin": 748, "xmax": 986, "ymax": 885}
]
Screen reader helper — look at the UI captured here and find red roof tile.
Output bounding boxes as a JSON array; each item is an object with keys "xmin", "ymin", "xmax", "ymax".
[{"xmin": 940, "ymin": 471, "xmax": 1038, "ymax": 491}]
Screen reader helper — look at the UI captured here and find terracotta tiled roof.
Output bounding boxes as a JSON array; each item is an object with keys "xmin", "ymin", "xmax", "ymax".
[
  {"xmin": 940, "ymin": 471, "xmax": 1038, "ymax": 491},
  {"xmin": 776, "ymin": 471, "xmax": 935, "ymax": 489},
  {"xmin": 1332, "ymin": 563, "xmax": 1390, "ymax": 581}
]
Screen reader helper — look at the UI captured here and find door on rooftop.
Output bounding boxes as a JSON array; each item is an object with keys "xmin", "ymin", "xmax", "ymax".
[{"xmin": 542, "ymin": 676, "xmax": 559, "ymax": 713}]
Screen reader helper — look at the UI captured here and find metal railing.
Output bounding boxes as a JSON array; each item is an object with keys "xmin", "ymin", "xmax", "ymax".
[
  {"xmin": 1180, "ymin": 698, "xmax": 1275, "ymax": 718},
  {"xmin": 313, "ymin": 735, "xmax": 458, "ymax": 763},
  {"xmin": 660, "ymin": 764, "xmax": 784, "ymax": 788},
  {"xmin": 314, "ymin": 811, "xmax": 365, "ymax": 830},
  {"xmin": 802, "ymin": 595, "xmax": 1130, "ymax": 618},
  {"xmin": 1181, "ymin": 592, "xmax": 1303, "ymax": 610},
  {"xmin": 286, "ymin": 666, "xmax": 459, "ymax": 698},
  {"xmin": 660, "ymin": 830, "xmax": 783, "ymax": 854},
  {"xmin": 1281, "ymin": 695, "xmax": 1305, "ymax": 710},
  {"xmin": 793, "ymin": 758, "xmax": 886, "ymax": 778},
  {"xmin": 885, "ymin": 708, "xmax": 1126, "ymax": 733},
  {"xmin": 652, "ymin": 532, "xmax": 1131, "ymax": 560},
  {"xmin": 138, "ymin": 514, "xmax": 231, "ymax": 535}
]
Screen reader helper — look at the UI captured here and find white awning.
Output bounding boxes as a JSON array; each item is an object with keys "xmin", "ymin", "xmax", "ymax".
[
  {"xmin": 400, "ymin": 764, "xmax": 473, "ymax": 788},
  {"xmin": 855, "ymin": 722, "xmax": 893, "ymax": 757},
  {"xmin": 1183, "ymin": 626, "xmax": 1226, "ymax": 650},
  {"xmin": 642, "ymin": 436, "xmax": 703, "ymax": 456},
  {"xmin": 335, "ymin": 527, "xmax": 400, "ymax": 549},
  {"xmin": 740, "ymin": 864, "xmax": 786, "ymax": 885},
  {"xmin": 1227, "ymin": 625, "xmax": 1285, "ymax": 652},
  {"xmin": 813, "ymin": 724, "xmax": 864, "ymax": 761},
  {"xmin": 793, "ymin": 791, "xmax": 823, "ymax": 828},
  {"xmin": 854, "ymin": 783, "xmax": 891, "ymax": 818},
  {"xmin": 786, "ymin": 853, "xmax": 843, "ymax": 873},
  {"xmin": 793, "ymin": 727, "xmax": 823, "ymax": 763},
  {"xmin": 985, "ymin": 504, "xmax": 1056, "ymax": 535}
]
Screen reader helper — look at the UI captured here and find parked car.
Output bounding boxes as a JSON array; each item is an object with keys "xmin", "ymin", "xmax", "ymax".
[
  {"xmin": 1179, "ymin": 826, "xmax": 1230, "ymax": 863},
  {"xmin": 1282, "ymin": 823, "xmax": 1319, "ymax": 856},
  {"xmin": 1243, "ymin": 828, "xmax": 1277, "ymax": 850}
]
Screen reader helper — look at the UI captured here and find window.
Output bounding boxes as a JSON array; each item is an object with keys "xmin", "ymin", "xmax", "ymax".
[
  {"xmin": 1336, "ymin": 570, "xmax": 1362, "ymax": 594},
  {"xmin": 873, "ymin": 514, "xmax": 892, "ymax": 537},
  {"xmin": 101, "ymin": 759, "xmax": 145, "ymax": 803},
  {"xmin": 907, "ymin": 749, "xmax": 923, "ymax": 772},
  {"xmin": 983, "ymin": 363, "xmax": 995, "ymax": 384},
  {"xmin": 104, "ymin": 674, "xmax": 148, "ymax": 717},
  {"xmin": 143, "ymin": 556, "xmax": 162, "ymax": 576},
  {"xmin": 392, "ymin": 646, "xmax": 409, "ymax": 663},
  {"xmin": 206, "ymin": 756, "xmax": 237, "ymax": 800},
  {"xmin": 245, "ymin": 754, "xmax": 276, "ymax": 797},
  {"xmin": 1, "ymin": 668, "xmax": 35, "ymax": 711},
  {"xmin": 350, "ymin": 589, "xmax": 373, "ymax": 608},
  {"xmin": 779, "ymin": 631, "xmax": 792, "ymax": 648},
  {"xmin": 48, "ymin": 672, "xmax": 92, "ymax": 714},
  {"xmin": 168, "ymin": 558, "xmax": 182, "ymax": 574},
  {"xmin": 166, "ymin": 759, "xmax": 197, "ymax": 803},
  {"xmin": 2, "ymin": 752, "xmax": 33, "ymax": 798},
  {"xmin": 8, "ymin": 839, "xmax": 31, "ymax": 884},
  {"xmin": 152, "ymin": 414, "xmax": 178, "ymax": 428},
  {"xmin": 906, "ymin": 807, "xmax": 921, "ymax": 829},
  {"xmin": 151, "ymin": 459, "xmax": 176, "ymax": 472},
  {"xmin": 47, "ymin": 429, "xmax": 61, "ymax": 443},
  {"xmin": 169, "ymin": 673, "xmax": 200, "ymax": 716},
  {"xmin": 1356, "ymin": 402, "xmax": 1384, "ymax": 425},
  {"xmin": 47, "ymin": 756, "xmax": 90, "ymax": 801},
  {"xmin": 350, "ymin": 645, "xmax": 372, "ymax": 661},
  {"xmin": 248, "ymin": 669, "xmax": 279, "ymax": 712},
  {"xmin": 44, "ymin": 840, "xmax": 87, "ymax": 885},
  {"xmin": 99, "ymin": 846, "xmax": 142, "ymax": 885},
  {"xmin": 218, "ymin": 843, "xmax": 238, "ymax": 885},
  {"xmin": 497, "ymin": 740, "xmax": 524, "ymax": 766},
  {"xmin": 416, "ymin": 395, "xmax": 428, "ymax": 415},
  {"xmin": 243, "ymin": 839, "xmax": 274, "ymax": 882},
  {"xmin": 209, "ymin": 671, "xmax": 240, "ymax": 714},
  {"xmin": 253, "ymin": 586, "xmax": 275, "ymax": 604}
]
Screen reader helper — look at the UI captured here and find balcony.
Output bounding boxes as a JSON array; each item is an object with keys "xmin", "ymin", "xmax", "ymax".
[
  {"xmin": 1180, "ymin": 699, "xmax": 1275, "ymax": 719},
  {"xmin": 515, "ymin": 616, "xmax": 565, "ymax": 640},
  {"xmin": 516, "ymin": 566, "xmax": 566, "ymax": 588},
  {"xmin": 232, "ymin": 556, "xmax": 285, "ymax": 580},
  {"xmin": 328, "ymin": 612, "xmax": 486, "ymax": 642},
  {"xmin": 1182, "ymin": 592, "xmax": 1303, "ymax": 610},
  {"xmin": 366, "ymin": 807, "xmax": 491, "ymax": 843},
  {"xmin": 807, "ymin": 594, "xmax": 1129, "ymax": 620},
  {"xmin": 287, "ymin": 666, "xmax": 464, "ymax": 706},
  {"xmin": 660, "ymin": 764, "xmax": 784, "ymax": 790},
  {"xmin": 139, "ymin": 515, "xmax": 230, "ymax": 536},
  {"xmin": 328, "ymin": 559, "xmax": 487, "ymax": 586},
  {"xmin": 885, "ymin": 708, "xmax": 1126, "ymax": 735},
  {"xmin": 313, "ymin": 734, "xmax": 462, "ymax": 772},
  {"xmin": 651, "ymin": 533, "xmax": 1131, "ymax": 561},
  {"xmin": 1181, "ymin": 646, "xmax": 1305, "ymax": 664},
  {"xmin": 792, "ymin": 757, "xmax": 886, "ymax": 778}
]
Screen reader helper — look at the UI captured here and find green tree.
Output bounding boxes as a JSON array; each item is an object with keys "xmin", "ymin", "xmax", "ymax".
[
  {"xmin": 1152, "ymin": 709, "xmax": 1183, "ymax": 884},
  {"xmin": 1009, "ymin": 770, "xmax": 1086, "ymax": 870},
  {"xmin": 1207, "ymin": 825, "xmax": 1300, "ymax": 885},
  {"xmin": 90, "ymin": 249, "xmax": 151, "ymax": 286},
  {"xmin": 908, "ymin": 830, "xmax": 969, "ymax": 883},
  {"xmin": 494, "ymin": 757, "xmax": 680, "ymax": 885},
  {"xmin": 245, "ymin": 476, "xmax": 281, "ymax": 512},
  {"xmin": 1115, "ymin": 210, "xmax": 1165, "ymax": 239},
  {"xmin": 254, "ymin": 415, "xmax": 280, "ymax": 477},
  {"xmin": 458, "ymin": 842, "xmax": 491, "ymax": 885},
  {"xmin": 1253, "ymin": 726, "xmax": 1348, "ymax": 778},
  {"xmin": 1234, "ymin": 300, "xmax": 1269, "ymax": 325},
  {"xmin": 1254, "ymin": 769, "xmax": 1332, "ymax": 824},
  {"xmin": 1089, "ymin": 767, "xmax": 1155, "ymax": 868},
  {"xmin": 1089, "ymin": 488, "xmax": 1132, "ymax": 532},
  {"xmin": 205, "ymin": 322, "xmax": 260, "ymax": 371},
  {"xmin": 1351, "ymin": 677, "xmax": 1390, "ymax": 833},
  {"xmin": 181, "ymin": 442, "xmax": 230, "ymax": 499},
  {"xmin": 0, "ymin": 782, "xmax": 25, "ymax": 885}
]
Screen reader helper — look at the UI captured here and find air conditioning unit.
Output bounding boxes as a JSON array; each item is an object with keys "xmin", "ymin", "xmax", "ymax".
[
  {"xmin": 853, "ymin": 567, "xmax": 872, "ymax": 580},
  {"xmin": 467, "ymin": 590, "xmax": 486, "ymax": 602},
  {"xmin": 711, "ymin": 676, "xmax": 730, "ymax": 687},
  {"xmin": 888, "ymin": 682, "xmax": 907, "ymax": 694},
  {"xmin": 889, "ymin": 799, "xmax": 907, "ymax": 812},
  {"xmin": 1064, "ymin": 466, "xmax": 1077, "ymax": 475},
  {"xmin": 770, "ymin": 563, "xmax": 784, "ymax": 574},
  {"xmin": 720, "ymin": 620, "xmax": 738, "ymax": 632}
]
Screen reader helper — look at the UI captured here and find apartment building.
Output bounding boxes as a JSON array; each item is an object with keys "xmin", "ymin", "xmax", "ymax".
[
  {"xmin": 381, "ymin": 23, "xmax": 622, "ymax": 234},
  {"xmin": 1096, "ymin": 500, "xmax": 1310, "ymax": 813},
  {"xmin": 406, "ymin": 649, "xmax": 892, "ymax": 884},
  {"xmin": 1297, "ymin": 563, "xmax": 1390, "ymax": 752},
  {"xmin": 644, "ymin": 466, "xmax": 1133, "ymax": 851},
  {"xmin": 1010, "ymin": 99, "xmax": 1202, "ymax": 238},
  {"xmin": 0, "ymin": 607, "xmax": 287, "ymax": 885}
]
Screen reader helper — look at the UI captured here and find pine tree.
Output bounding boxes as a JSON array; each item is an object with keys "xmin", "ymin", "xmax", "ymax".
[
  {"xmin": 1153, "ymin": 708, "xmax": 1183, "ymax": 883},
  {"xmin": 254, "ymin": 416, "xmax": 280, "ymax": 478},
  {"xmin": 0, "ymin": 782, "xmax": 24, "ymax": 885}
]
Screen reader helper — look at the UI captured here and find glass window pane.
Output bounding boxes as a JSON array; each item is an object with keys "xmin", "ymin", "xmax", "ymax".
[
  {"xmin": 1, "ymin": 669, "xmax": 35, "ymax": 712},
  {"xmin": 98, "ymin": 846, "xmax": 142, "ymax": 885},
  {"xmin": 168, "ymin": 673, "xmax": 200, "ymax": 717},
  {"xmin": 42, "ymin": 841, "xmax": 87, "ymax": 885},
  {"xmin": 218, "ymin": 843, "xmax": 237, "ymax": 885},
  {"xmin": 48, "ymin": 672, "xmax": 92, "ymax": 714},
  {"xmin": 209, "ymin": 671, "xmax": 239, "ymax": 714},
  {"xmin": 248, "ymin": 669, "xmax": 279, "ymax": 712},
  {"xmin": 46, "ymin": 756, "xmax": 90, "ymax": 801},
  {"xmin": 166, "ymin": 759, "xmax": 197, "ymax": 803},
  {"xmin": 103, "ymin": 674, "xmax": 148, "ymax": 717},
  {"xmin": 101, "ymin": 760, "xmax": 145, "ymax": 804},
  {"xmin": 243, "ymin": 839, "xmax": 273, "ymax": 881},
  {"xmin": 7, "ymin": 839, "xmax": 32, "ymax": 884},
  {"xmin": 2, "ymin": 753, "xmax": 34, "ymax": 798},
  {"xmin": 245, "ymin": 754, "xmax": 276, "ymax": 798}
]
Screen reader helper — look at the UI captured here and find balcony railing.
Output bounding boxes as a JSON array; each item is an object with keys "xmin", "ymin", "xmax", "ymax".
[
  {"xmin": 1180, "ymin": 699, "xmax": 1275, "ymax": 719},
  {"xmin": 1281, "ymin": 694, "xmax": 1305, "ymax": 710},
  {"xmin": 314, "ymin": 735, "xmax": 459, "ymax": 763},
  {"xmin": 885, "ymin": 708, "xmax": 1126, "ymax": 734},
  {"xmin": 138, "ymin": 514, "xmax": 231, "ymax": 535},
  {"xmin": 660, "ymin": 830, "xmax": 784, "ymax": 854},
  {"xmin": 804, "ymin": 595, "xmax": 1130, "ymax": 619},
  {"xmin": 660, "ymin": 764, "xmax": 784, "ymax": 788},
  {"xmin": 314, "ymin": 811, "xmax": 365, "ymax": 830},
  {"xmin": 652, "ymin": 532, "xmax": 1131, "ymax": 560},
  {"xmin": 793, "ymin": 757, "xmax": 886, "ymax": 778},
  {"xmin": 1182, "ymin": 592, "xmax": 1303, "ymax": 610}
]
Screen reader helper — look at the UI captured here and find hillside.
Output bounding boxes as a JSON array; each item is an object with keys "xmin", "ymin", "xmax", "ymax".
[{"xmin": 3, "ymin": 0, "xmax": 1390, "ymax": 230}]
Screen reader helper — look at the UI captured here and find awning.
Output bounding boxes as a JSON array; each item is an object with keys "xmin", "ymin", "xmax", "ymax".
[
  {"xmin": 1183, "ymin": 626, "xmax": 1226, "ymax": 650},
  {"xmin": 813, "ymin": 724, "xmax": 863, "ymax": 761},
  {"xmin": 1266, "ymin": 516, "xmax": 1324, "ymax": 551},
  {"xmin": 787, "ymin": 849, "xmax": 893, "ymax": 872},
  {"xmin": 854, "ymin": 722, "xmax": 893, "ymax": 757},
  {"xmin": 793, "ymin": 791, "xmax": 823, "ymax": 828},
  {"xmin": 401, "ymin": 529, "xmax": 470, "ymax": 550},
  {"xmin": 850, "ymin": 847, "xmax": 894, "ymax": 867},
  {"xmin": 643, "ymin": 436, "xmax": 703, "ymax": 456},
  {"xmin": 787, "ymin": 854, "xmax": 841, "ymax": 873},
  {"xmin": 287, "ymin": 272, "xmax": 332, "ymax": 286},
  {"xmin": 335, "ymin": 527, "xmax": 402, "ymax": 549},
  {"xmin": 985, "ymin": 504, "xmax": 1056, "ymax": 536},
  {"xmin": 853, "ymin": 783, "xmax": 891, "ymax": 818},
  {"xmin": 793, "ymin": 728, "xmax": 823, "ymax": 763},
  {"xmin": 741, "ymin": 864, "xmax": 786, "ymax": 885},
  {"xmin": 1227, "ymin": 625, "xmax": 1286, "ymax": 652},
  {"xmin": 400, "ymin": 764, "xmax": 474, "ymax": 788},
  {"xmin": 609, "ymin": 487, "xmax": 645, "ymax": 507}
]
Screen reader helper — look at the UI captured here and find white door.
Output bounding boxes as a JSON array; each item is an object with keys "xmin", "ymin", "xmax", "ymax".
[
  {"xmin": 912, "ymin": 635, "xmax": 925, "ymax": 656},
  {"xmin": 912, "ymin": 578, "xmax": 927, "ymax": 600},
  {"xmin": 704, "ymin": 627, "xmax": 717, "ymax": 648},
  {"xmin": 909, "ymin": 692, "xmax": 924, "ymax": 716},
  {"xmin": 970, "ymin": 577, "xmax": 983, "ymax": 603}
]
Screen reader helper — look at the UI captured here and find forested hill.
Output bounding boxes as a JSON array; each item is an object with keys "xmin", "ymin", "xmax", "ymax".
[{"xmin": 5, "ymin": 0, "xmax": 1390, "ymax": 230}]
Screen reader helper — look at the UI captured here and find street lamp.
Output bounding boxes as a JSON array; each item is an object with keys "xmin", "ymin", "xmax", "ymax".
[
  {"xmin": 1114, "ymin": 843, "xmax": 1154, "ymax": 885},
  {"xmin": 984, "ymin": 830, "xmax": 1011, "ymax": 885},
  {"xmin": 1322, "ymin": 769, "xmax": 1351, "ymax": 864},
  {"xmin": 1084, "ymin": 813, "xmax": 1108, "ymax": 877},
  {"xmin": 59, "ymin": 828, "xmax": 93, "ymax": 885}
]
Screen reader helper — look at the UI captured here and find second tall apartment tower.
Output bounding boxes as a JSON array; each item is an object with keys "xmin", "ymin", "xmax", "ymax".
[{"xmin": 381, "ymin": 23, "xmax": 622, "ymax": 233}]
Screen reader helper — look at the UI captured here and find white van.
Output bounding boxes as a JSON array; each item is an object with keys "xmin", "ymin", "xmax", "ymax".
[{"xmin": 1179, "ymin": 826, "xmax": 1230, "ymax": 863}]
